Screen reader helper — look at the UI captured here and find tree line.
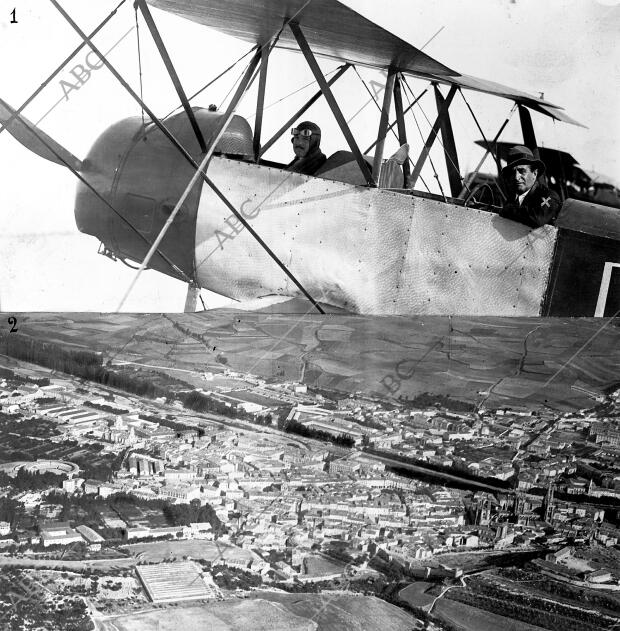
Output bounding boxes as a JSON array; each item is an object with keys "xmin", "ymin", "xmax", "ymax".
[
  {"xmin": 0, "ymin": 365, "xmax": 50, "ymax": 387},
  {"xmin": 162, "ymin": 498, "xmax": 224, "ymax": 534},
  {"xmin": 0, "ymin": 333, "xmax": 254, "ymax": 424},
  {"xmin": 0, "ymin": 333, "xmax": 168, "ymax": 398},
  {"xmin": 278, "ymin": 417, "xmax": 355, "ymax": 448},
  {"xmin": 0, "ymin": 469, "xmax": 66, "ymax": 493},
  {"xmin": 1, "ymin": 333, "xmax": 348, "ymax": 450}
]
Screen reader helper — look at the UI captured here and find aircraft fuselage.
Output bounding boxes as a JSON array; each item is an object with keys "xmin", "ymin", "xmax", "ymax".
[{"xmin": 75, "ymin": 109, "xmax": 620, "ymax": 316}]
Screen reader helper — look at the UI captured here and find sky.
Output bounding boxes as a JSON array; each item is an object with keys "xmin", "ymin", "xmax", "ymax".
[{"xmin": 0, "ymin": 0, "xmax": 618, "ymax": 311}]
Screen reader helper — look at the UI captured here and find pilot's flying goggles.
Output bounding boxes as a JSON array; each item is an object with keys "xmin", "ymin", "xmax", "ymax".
[{"xmin": 291, "ymin": 127, "xmax": 313, "ymax": 137}]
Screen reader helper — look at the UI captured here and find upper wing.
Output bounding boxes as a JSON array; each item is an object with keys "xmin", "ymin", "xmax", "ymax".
[
  {"xmin": 146, "ymin": 0, "xmax": 457, "ymax": 77},
  {"xmin": 147, "ymin": 0, "xmax": 582, "ymax": 126},
  {"xmin": 423, "ymin": 73, "xmax": 585, "ymax": 127}
]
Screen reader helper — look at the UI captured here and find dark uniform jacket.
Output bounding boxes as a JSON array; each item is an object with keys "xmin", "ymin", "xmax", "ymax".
[
  {"xmin": 287, "ymin": 147, "xmax": 327, "ymax": 176},
  {"xmin": 499, "ymin": 180, "xmax": 562, "ymax": 228}
]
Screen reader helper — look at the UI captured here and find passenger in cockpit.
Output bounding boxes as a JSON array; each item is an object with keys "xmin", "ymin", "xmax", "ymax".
[
  {"xmin": 287, "ymin": 121, "xmax": 327, "ymax": 176},
  {"xmin": 499, "ymin": 145, "xmax": 561, "ymax": 228}
]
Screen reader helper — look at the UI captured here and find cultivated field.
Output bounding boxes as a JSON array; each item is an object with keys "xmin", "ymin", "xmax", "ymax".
[{"xmin": 17, "ymin": 313, "xmax": 620, "ymax": 411}]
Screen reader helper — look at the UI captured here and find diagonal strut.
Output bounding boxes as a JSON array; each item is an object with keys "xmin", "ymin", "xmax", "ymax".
[{"xmin": 136, "ymin": 0, "xmax": 206, "ymax": 152}]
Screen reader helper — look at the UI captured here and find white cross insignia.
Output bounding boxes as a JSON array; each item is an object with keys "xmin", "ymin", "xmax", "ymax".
[{"xmin": 541, "ymin": 196, "xmax": 551, "ymax": 208}]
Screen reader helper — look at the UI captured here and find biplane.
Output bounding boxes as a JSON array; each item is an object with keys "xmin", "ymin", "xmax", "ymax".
[{"xmin": 1, "ymin": 0, "xmax": 618, "ymax": 316}]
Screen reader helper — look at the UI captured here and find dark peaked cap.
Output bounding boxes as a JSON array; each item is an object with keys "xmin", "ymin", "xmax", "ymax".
[{"xmin": 501, "ymin": 145, "xmax": 546, "ymax": 177}]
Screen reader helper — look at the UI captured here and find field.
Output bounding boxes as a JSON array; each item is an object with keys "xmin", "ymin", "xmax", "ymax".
[
  {"xmin": 15, "ymin": 313, "xmax": 620, "ymax": 411},
  {"xmin": 125, "ymin": 540, "xmax": 255, "ymax": 564},
  {"xmin": 249, "ymin": 591, "xmax": 420, "ymax": 631},
  {"xmin": 433, "ymin": 598, "xmax": 548, "ymax": 631},
  {"xmin": 398, "ymin": 581, "xmax": 436, "ymax": 609},
  {"xmin": 302, "ymin": 554, "xmax": 346, "ymax": 578},
  {"xmin": 93, "ymin": 600, "xmax": 317, "ymax": 631}
]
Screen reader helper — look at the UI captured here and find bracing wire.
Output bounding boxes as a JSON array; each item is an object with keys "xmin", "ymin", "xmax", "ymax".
[
  {"xmin": 402, "ymin": 78, "xmax": 452, "ymax": 199},
  {"xmin": 458, "ymin": 88, "xmax": 491, "ymax": 153},
  {"xmin": 218, "ymin": 55, "xmax": 255, "ymax": 111},
  {"xmin": 460, "ymin": 101, "xmax": 517, "ymax": 200},
  {"xmin": 411, "ymin": 106, "xmax": 446, "ymax": 200},
  {"xmin": 400, "ymin": 81, "xmax": 437, "ymax": 195},
  {"xmin": 352, "ymin": 65, "xmax": 384, "ymax": 115},
  {"xmin": 414, "ymin": 84, "xmax": 469, "ymax": 194},
  {"xmin": 352, "ymin": 66, "xmax": 432, "ymax": 193},
  {"xmin": 458, "ymin": 87, "xmax": 512, "ymax": 181},
  {"xmin": 217, "ymin": 26, "xmax": 291, "ymax": 115},
  {"xmin": 159, "ymin": 45, "xmax": 258, "ymax": 122},
  {"xmin": 253, "ymin": 67, "xmax": 339, "ymax": 116},
  {"xmin": 402, "ymin": 76, "xmax": 466, "ymax": 197}
]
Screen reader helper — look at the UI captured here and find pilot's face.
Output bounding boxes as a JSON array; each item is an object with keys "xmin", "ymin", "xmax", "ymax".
[
  {"xmin": 292, "ymin": 134, "xmax": 312, "ymax": 158},
  {"xmin": 511, "ymin": 164, "xmax": 538, "ymax": 194}
]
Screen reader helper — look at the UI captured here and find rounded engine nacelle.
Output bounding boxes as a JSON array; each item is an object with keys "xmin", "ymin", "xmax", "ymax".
[{"xmin": 75, "ymin": 108, "xmax": 253, "ymax": 280}]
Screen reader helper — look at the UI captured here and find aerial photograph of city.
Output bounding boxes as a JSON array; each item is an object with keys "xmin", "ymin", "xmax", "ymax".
[{"xmin": 0, "ymin": 312, "xmax": 618, "ymax": 630}]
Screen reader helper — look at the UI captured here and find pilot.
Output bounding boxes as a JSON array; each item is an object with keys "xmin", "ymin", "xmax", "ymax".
[
  {"xmin": 499, "ymin": 145, "xmax": 561, "ymax": 228},
  {"xmin": 287, "ymin": 121, "xmax": 326, "ymax": 176}
]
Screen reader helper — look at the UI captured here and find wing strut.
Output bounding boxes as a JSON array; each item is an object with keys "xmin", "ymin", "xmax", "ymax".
[
  {"xmin": 434, "ymin": 84, "xmax": 461, "ymax": 198},
  {"xmin": 518, "ymin": 104, "xmax": 538, "ymax": 157},
  {"xmin": 253, "ymin": 43, "xmax": 270, "ymax": 161},
  {"xmin": 393, "ymin": 74, "xmax": 410, "ymax": 183},
  {"xmin": 372, "ymin": 67, "xmax": 397, "ymax": 181},
  {"xmin": 50, "ymin": 0, "xmax": 325, "ymax": 315},
  {"xmin": 259, "ymin": 63, "xmax": 350, "ymax": 158},
  {"xmin": 410, "ymin": 84, "xmax": 457, "ymax": 191},
  {"xmin": 136, "ymin": 0, "xmax": 206, "ymax": 152},
  {"xmin": 289, "ymin": 21, "xmax": 376, "ymax": 186}
]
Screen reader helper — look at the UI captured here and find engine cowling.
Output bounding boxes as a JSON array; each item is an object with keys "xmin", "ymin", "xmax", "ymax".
[{"xmin": 74, "ymin": 108, "xmax": 253, "ymax": 280}]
